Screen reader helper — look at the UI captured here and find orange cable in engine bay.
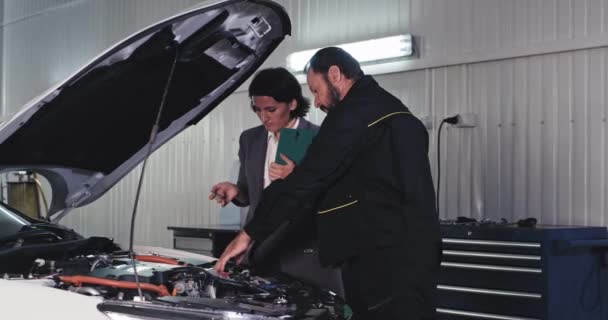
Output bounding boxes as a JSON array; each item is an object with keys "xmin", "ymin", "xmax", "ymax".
[
  {"xmin": 134, "ymin": 255, "xmax": 190, "ymax": 266},
  {"xmin": 59, "ymin": 275, "xmax": 170, "ymax": 296}
]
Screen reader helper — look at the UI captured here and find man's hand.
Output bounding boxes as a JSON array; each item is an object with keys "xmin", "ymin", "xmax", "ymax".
[
  {"xmin": 209, "ymin": 182, "xmax": 239, "ymax": 207},
  {"xmin": 214, "ymin": 231, "xmax": 252, "ymax": 273},
  {"xmin": 269, "ymin": 154, "xmax": 295, "ymax": 180}
]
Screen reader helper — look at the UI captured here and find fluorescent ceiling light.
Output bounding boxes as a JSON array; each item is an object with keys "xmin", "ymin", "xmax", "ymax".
[{"xmin": 286, "ymin": 34, "xmax": 414, "ymax": 74}]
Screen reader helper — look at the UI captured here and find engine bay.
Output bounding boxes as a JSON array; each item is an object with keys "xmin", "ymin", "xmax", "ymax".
[{"xmin": 0, "ymin": 236, "xmax": 348, "ymax": 320}]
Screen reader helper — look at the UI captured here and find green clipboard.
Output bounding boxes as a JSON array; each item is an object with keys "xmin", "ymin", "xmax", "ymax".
[{"xmin": 275, "ymin": 128, "xmax": 318, "ymax": 165}]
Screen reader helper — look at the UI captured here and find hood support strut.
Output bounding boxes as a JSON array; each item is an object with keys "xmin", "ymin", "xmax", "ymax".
[{"xmin": 127, "ymin": 41, "xmax": 180, "ymax": 301}]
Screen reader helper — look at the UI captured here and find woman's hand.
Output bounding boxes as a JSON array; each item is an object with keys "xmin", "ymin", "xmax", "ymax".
[
  {"xmin": 268, "ymin": 153, "xmax": 295, "ymax": 180},
  {"xmin": 209, "ymin": 182, "xmax": 239, "ymax": 207}
]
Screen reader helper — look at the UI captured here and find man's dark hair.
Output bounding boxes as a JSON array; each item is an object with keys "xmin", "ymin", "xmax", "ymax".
[
  {"xmin": 304, "ymin": 47, "xmax": 363, "ymax": 80},
  {"xmin": 248, "ymin": 67, "xmax": 310, "ymax": 118}
]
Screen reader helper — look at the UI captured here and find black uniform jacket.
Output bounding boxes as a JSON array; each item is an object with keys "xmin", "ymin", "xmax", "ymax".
[{"xmin": 244, "ymin": 75, "xmax": 441, "ymax": 269}]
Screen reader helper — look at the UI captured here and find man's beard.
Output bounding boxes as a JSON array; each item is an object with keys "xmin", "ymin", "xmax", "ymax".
[{"xmin": 319, "ymin": 78, "xmax": 341, "ymax": 112}]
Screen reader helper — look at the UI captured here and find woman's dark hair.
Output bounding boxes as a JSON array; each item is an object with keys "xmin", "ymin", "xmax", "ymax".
[
  {"xmin": 248, "ymin": 67, "xmax": 310, "ymax": 118},
  {"xmin": 304, "ymin": 47, "xmax": 363, "ymax": 80}
]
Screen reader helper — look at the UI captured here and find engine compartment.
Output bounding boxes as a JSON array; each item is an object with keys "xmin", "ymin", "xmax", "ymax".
[{"xmin": 1, "ymin": 236, "xmax": 348, "ymax": 319}]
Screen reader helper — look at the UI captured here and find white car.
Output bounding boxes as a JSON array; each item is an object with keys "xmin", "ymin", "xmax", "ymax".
[{"xmin": 0, "ymin": 1, "xmax": 347, "ymax": 319}]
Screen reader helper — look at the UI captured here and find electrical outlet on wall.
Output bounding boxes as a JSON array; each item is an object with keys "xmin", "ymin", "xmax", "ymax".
[{"xmin": 454, "ymin": 113, "xmax": 478, "ymax": 128}]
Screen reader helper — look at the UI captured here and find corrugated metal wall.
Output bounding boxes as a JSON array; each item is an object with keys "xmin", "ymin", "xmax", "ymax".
[{"xmin": 2, "ymin": 0, "xmax": 608, "ymax": 248}]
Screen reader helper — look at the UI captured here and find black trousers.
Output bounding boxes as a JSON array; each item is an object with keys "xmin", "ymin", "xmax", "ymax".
[{"xmin": 341, "ymin": 246, "xmax": 438, "ymax": 320}]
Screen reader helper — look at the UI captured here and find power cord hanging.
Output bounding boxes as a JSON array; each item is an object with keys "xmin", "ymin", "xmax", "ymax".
[
  {"xmin": 129, "ymin": 43, "xmax": 179, "ymax": 301},
  {"xmin": 436, "ymin": 116, "xmax": 458, "ymax": 216}
]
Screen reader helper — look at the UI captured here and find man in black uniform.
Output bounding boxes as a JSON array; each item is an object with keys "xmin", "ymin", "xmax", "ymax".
[{"xmin": 215, "ymin": 47, "xmax": 441, "ymax": 320}]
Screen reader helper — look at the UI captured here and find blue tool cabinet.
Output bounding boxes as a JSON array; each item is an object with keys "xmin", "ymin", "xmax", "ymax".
[{"xmin": 436, "ymin": 224, "xmax": 608, "ymax": 320}]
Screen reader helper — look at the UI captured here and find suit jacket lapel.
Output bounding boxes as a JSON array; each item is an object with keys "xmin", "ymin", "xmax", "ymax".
[
  {"xmin": 250, "ymin": 127, "xmax": 267, "ymax": 200},
  {"xmin": 298, "ymin": 118, "xmax": 313, "ymax": 130}
]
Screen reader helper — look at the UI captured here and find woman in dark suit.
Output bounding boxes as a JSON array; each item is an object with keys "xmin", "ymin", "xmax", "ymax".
[{"xmin": 209, "ymin": 67, "xmax": 317, "ymax": 223}]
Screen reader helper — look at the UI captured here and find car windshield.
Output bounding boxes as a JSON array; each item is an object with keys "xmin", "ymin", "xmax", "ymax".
[{"xmin": 0, "ymin": 202, "xmax": 31, "ymax": 236}]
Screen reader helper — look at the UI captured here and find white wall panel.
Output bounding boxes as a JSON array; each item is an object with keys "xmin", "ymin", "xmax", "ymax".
[
  {"xmin": 2, "ymin": 0, "xmax": 608, "ymax": 248},
  {"xmin": 373, "ymin": 47, "xmax": 608, "ymax": 225}
]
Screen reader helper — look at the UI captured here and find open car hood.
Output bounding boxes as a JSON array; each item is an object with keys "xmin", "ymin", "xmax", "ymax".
[{"xmin": 0, "ymin": 0, "xmax": 290, "ymax": 221}]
